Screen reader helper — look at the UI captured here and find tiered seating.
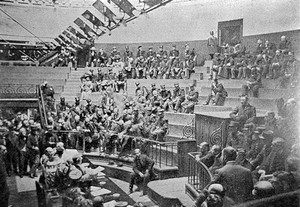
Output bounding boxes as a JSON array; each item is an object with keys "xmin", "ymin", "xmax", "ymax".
[{"xmin": 0, "ymin": 66, "xmax": 70, "ymax": 99}]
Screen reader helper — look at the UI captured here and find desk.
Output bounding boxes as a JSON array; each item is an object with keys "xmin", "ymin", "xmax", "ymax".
[{"xmin": 195, "ymin": 111, "xmax": 265, "ymax": 147}]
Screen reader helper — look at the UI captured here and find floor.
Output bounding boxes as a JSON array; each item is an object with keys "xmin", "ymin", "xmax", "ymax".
[{"xmin": 7, "ymin": 173, "xmax": 38, "ymax": 207}]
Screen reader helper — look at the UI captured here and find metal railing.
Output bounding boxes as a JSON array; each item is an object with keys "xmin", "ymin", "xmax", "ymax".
[
  {"xmin": 187, "ymin": 152, "xmax": 213, "ymax": 192},
  {"xmin": 80, "ymin": 134, "xmax": 178, "ymax": 168},
  {"xmin": 147, "ymin": 139, "xmax": 177, "ymax": 168}
]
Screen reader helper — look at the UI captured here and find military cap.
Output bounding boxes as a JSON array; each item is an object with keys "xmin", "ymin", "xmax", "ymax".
[
  {"xmin": 138, "ymin": 45, "xmax": 142, "ymax": 48},
  {"xmin": 149, "ymin": 46, "xmax": 153, "ymax": 49},
  {"xmin": 135, "ymin": 82, "xmax": 140, "ymax": 86},
  {"xmin": 45, "ymin": 147, "xmax": 54, "ymax": 154},
  {"xmin": 56, "ymin": 142, "xmax": 65, "ymax": 151},
  {"xmin": 272, "ymin": 137, "xmax": 285, "ymax": 144},
  {"xmin": 151, "ymin": 83, "xmax": 156, "ymax": 87},
  {"xmin": 174, "ymin": 82, "xmax": 179, "ymax": 87},
  {"xmin": 159, "ymin": 45, "xmax": 163, "ymax": 49},
  {"xmin": 208, "ymin": 184, "xmax": 225, "ymax": 197},
  {"xmin": 90, "ymin": 47, "xmax": 96, "ymax": 51},
  {"xmin": 113, "ymin": 46, "xmax": 116, "ymax": 49},
  {"xmin": 160, "ymin": 85, "xmax": 166, "ymax": 89},
  {"xmin": 69, "ymin": 168, "xmax": 83, "ymax": 180},
  {"xmin": 259, "ymin": 130, "xmax": 274, "ymax": 139},
  {"xmin": 189, "ymin": 83, "xmax": 194, "ymax": 87}
]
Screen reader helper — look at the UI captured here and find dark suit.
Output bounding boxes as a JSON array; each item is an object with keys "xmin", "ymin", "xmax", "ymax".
[
  {"xmin": 229, "ymin": 103, "xmax": 256, "ymax": 129},
  {"xmin": 130, "ymin": 154, "xmax": 154, "ymax": 193},
  {"xmin": 200, "ymin": 151, "xmax": 215, "ymax": 168},
  {"xmin": 212, "ymin": 161, "xmax": 253, "ymax": 204}
]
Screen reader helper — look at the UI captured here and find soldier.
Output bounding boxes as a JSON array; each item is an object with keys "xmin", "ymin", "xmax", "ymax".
[
  {"xmin": 203, "ymin": 79, "xmax": 227, "ymax": 106},
  {"xmin": 109, "ymin": 46, "xmax": 121, "ymax": 64},
  {"xmin": 97, "ymin": 48, "xmax": 108, "ymax": 67},
  {"xmin": 159, "ymin": 85, "xmax": 171, "ymax": 111},
  {"xmin": 181, "ymin": 84, "xmax": 199, "ymax": 114},
  {"xmin": 87, "ymin": 47, "xmax": 98, "ymax": 67},
  {"xmin": 27, "ymin": 124, "xmax": 40, "ymax": 178},
  {"xmin": 17, "ymin": 120, "xmax": 30, "ymax": 177},
  {"xmin": 115, "ymin": 71, "xmax": 126, "ymax": 93},
  {"xmin": 150, "ymin": 109, "xmax": 168, "ymax": 142},
  {"xmin": 5, "ymin": 124, "xmax": 19, "ymax": 176},
  {"xmin": 270, "ymin": 50, "xmax": 283, "ymax": 79},
  {"xmin": 0, "ymin": 144, "xmax": 10, "ymax": 207},
  {"xmin": 207, "ymin": 31, "xmax": 218, "ymax": 60},
  {"xmin": 229, "ymin": 95, "xmax": 256, "ymax": 130},
  {"xmin": 41, "ymin": 81, "xmax": 55, "ymax": 112},
  {"xmin": 242, "ymin": 67, "xmax": 262, "ymax": 98},
  {"xmin": 170, "ymin": 57, "xmax": 184, "ymax": 79},
  {"xmin": 140, "ymin": 107, "xmax": 155, "ymax": 138},
  {"xmin": 168, "ymin": 44, "xmax": 179, "ymax": 67},
  {"xmin": 278, "ymin": 36, "xmax": 292, "ymax": 54},
  {"xmin": 149, "ymin": 90, "xmax": 162, "ymax": 108},
  {"xmin": 56, "ymin": 97, "xmax": 71, "ymax": 115},
  {"xmin": 136, "ymin": 45, "xmax": 145, "ymax": 59},
  {"xmin": 124, "ymin": 46, "xmax": 134, "ymax": 78},
  {"xmin": 146, "ymin": 46, "xmax": 156, "ymax": 70},
  {"xmin": 169, "ymin": 83, "xmax": 185, "ymax": 113},
  {"xmin": 209, "ymin": 53, "xmax": 223, "ymax": 80},
  {"xmin": 246, "ymin": 128, "xmax": 266, "ymax": 164},
  {"xmin": 128, "ymin": 107, "xmax": 144, "ymax": 136},
  {"xmin": 135, "ymin": 55, "xmax": 147, "ymax": 79}
]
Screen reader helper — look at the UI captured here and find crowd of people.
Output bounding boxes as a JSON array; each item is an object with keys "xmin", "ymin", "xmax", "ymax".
[{"xmin": 194, "ymin": 95, "xmax": 300, "ymax": 206}]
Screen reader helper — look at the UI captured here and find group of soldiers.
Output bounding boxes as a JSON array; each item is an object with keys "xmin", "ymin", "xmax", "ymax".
[
  {"xmin": 210, "ymin": 36, "xmax": 298, "ymax": 94},
  {"xmin": 134, "ymin": 82, "xmax": 199, "ymax": 114},
  {"xmin": 86, "ymin": 44, "xmax": 197, "ymax": 80}
]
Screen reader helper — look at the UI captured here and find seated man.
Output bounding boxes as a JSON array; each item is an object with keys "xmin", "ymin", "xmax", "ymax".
[
  {"xmin": 181, "ymin": 84, "xmax": 199, "ymax": 114},
  {"xmin": 242, "ymin": 67, "xmax": 262, "ymax": 98},
  {"xmin": 168, "ymin": 83, "xmax": 185, "ymax": 113},
  {"xmin": 115, "ymin": 71, "xmax": 126, "ymax": 93},
  {"xmin": 129, "ymin": 148, "xmax": 155, "ymax": 195},
  {"xmin": 150, "ymin": 108, "xmax": 168, "ymax": 141},
  {"xmin": 203, "ymin": 79, "xmax": 227, "ymax": 106},
  {"xmin": 159, "ymin": 85, "xmax": 172, "ymax": 111},
  {"xmin": 229, "ymin": 95, "xmax": 256, "ymax": 131}
]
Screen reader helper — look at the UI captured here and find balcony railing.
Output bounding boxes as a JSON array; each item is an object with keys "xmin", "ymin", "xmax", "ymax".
[{"xmin": 187, "ymin": 152, "xmax": 213, "ymax": 192}]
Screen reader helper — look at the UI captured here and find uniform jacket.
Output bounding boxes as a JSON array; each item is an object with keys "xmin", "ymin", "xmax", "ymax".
[
  {"xmin": 212, "ymin": 161, "xmax": 253, "ymax": 204},
  {"xmin": 133, "ymin": 154, "xmax": 154, "ymax": 174},
  {"xmin": 229, "ymin": 103, "xmax": 256, "ymax": 125}
]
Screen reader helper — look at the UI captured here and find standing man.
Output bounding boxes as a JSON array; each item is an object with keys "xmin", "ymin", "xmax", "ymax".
[
  {"xmin": 0, "ymin": 145, "xmax": 11, "ymax": 207},
  {"xmin": 129, "ymin": 148, "xmax": 155, "ymax": 195},
  {"xmin": 208, "ymin": 31, "xmax": 218, "ymax": 60},
  {"xmin": 211, "ymin": 147, "xmax": 253, "ymax": 204},
  {"xmin": 27, "ymin": 125, "xmax": 40, "ymax": 178}
]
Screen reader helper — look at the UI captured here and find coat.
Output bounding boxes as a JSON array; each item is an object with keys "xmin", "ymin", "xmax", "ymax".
[
  {"xmin": 229, "ymin": 103, "xmax": 256, "ymax": 126},
  {"xmin": 211, "ymin": 161, "xmax": 253, "ymax": 204},
  {"xmin": 133, "ymin": 154, "xmax": 154, "ymax": 175}
]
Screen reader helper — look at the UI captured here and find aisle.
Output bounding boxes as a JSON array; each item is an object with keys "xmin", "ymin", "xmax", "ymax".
[{"xmin": 7, "ymin": 174, "xmax": 38, "ymax": 207}]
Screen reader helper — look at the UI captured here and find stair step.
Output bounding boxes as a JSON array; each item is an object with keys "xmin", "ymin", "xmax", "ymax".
[
  {"xmin": 164, "ymin": 112, "xmax": 194, "ymax": 125},
  {"xmin": 194, "ymin": 105, "xmax": 232, "ymax": 113}
]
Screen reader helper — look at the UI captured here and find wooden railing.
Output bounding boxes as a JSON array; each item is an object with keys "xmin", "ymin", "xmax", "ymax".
[{"xmin": 187, "ymin": 152, "xmax": 213, "ymax": 192}]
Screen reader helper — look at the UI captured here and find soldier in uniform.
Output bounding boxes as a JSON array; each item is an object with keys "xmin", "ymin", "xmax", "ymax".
[
  {"xmin": 169, "ymin": 83, "xmax": 185, "ymax": 112},
  {"xmin": 140, "ymin": 107, "xmax": 155, "ymax": 138},
  {"xmin": 208, "ymin": 31, "xmax": 218, "ymax": 60},
  {"xmin": 229, "ymin": 95, "xmax": 256, "ymax": 130},
  {"xmin": 116, "ymin": 71, "xmax": 126, "ymax": 93},
  {"xmin": 41, "ymin": 81, "xmax": 55, "ymax": 112},
  {"xmin": 27, "ymin": 124, "xmax": 40, "ymax": 178},
  {"xmin": 0, "ymin": 144, "xmax": 10, "ymax": 207},
  {"xmin": 181, "ymin": 84, "xmax": 199, "ymax": 114},
  {"xmin": 146, "ymin": 46, "xmax": 156, "ymax": 71},
  {"xmin": 129, "ymin": 107, "xmax": 144, "ymax": 136},
  {"xmin": 56, "ymin": 97, "xmax": 71, "ymax": 115},
  {"xmin": 242, "ymin": 67, "xmax": 262, "ymax": 98},
  {"xmin": 168, "ymin": 45, "xmax": 179, "ymax": 66},
  {"xmin": 203, "ymin": 79, "xmax": 227, "ymax": 106},
  {"xmin": 109, "ymin": 46, "xmax": 121, "ymax": 64},
  {"xmin": 150, "ymin": 109, "xmax": 168, "ymax": 141},
  {"xmin": 5, "ymin": 124, "xmax": 19, "ymax": 176},
  {"xmin": 97, "ymin": 48, "xmax": 108, "ymax": 67},
  {"xmin": 159, "ymin": 85, "xmax": 171, "ymax": 111},
  {"xmin": 17, "ymin": 120, "xmax": 30, "ymax": 177}
]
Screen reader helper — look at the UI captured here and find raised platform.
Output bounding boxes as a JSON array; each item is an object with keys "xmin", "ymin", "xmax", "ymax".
[{"xmin": 148, "ymin": 177, "xmax": 194, "ymax": 207}]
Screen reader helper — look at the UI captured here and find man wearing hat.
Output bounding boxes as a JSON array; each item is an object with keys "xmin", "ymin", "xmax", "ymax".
[
  {"xmin": 181, "ymin": 84, "xmax": 199, "ymax": 114},
  {"xmin": 136, "ymin": 45, "xmax": 145, "ymax": 59},
  {"xmin": 87, "ymin": 46, "xmax": 97, "ymax": 67},
  {"xmin": 27, "ymin": 124, "xmax": 40, "ymax": 178},
  {"xmin": 168, "ymin": 44, "xmax": 179, "ymax": 66},
  {"xmin": 149, "ymin": 90, "xmax": 162, "ymax": 108},
  {"xmin": 0, "ymin": 144, "xmax": 11, "ymax": 207},
  {"xmin": 194, "ymin": 183, "xmax": 234, "ymax": 207},
  {"xmin": 222, "ymin": 53, "xmax": 234, "ymax": 79},
  {"xmin": 257, "ymin": 137, "xmax": 288, "ymax": 176},
  {"xmin": 157, "ymin": 45, "xmax": 168, "ymax": 60},
  {"xmin": 278, "ymin": 36, "xmax": 292, "ymax": 54},
  {"xmin": 56, "ymin": 97, "xmax": 71, "ymax": 115},
  {"xmin": 256, "ymin": 39, "xmax": 264, "ymax": 55},
  {"xmin": 207, "ymin": 31, "xmax": 218, "ymax": 60},
  {"xmin": 270, "ymin": 50, "xmax": 283, "ymax": 79},
  {"xmin": 159, "ymin": 85, "xmax": 171, "ymax": 111},
  {"xmin": 109, "ymin": 46, "xmax": 121, "ymax": 64},
  {"xmin": 209, "ymin": 52, "xmax": 222, "ymax": 80},
  {"xmin": 246, "ymin": 127, "xmax": 266, "ymax": 162},
  {"xmin": 41, "ymin": 81, "xmax": 55, "ymax": 112},
  {"xmin": 229, "ymin": 95, "xmax": 256, "ymax": 130},
  {"xmin": 150, "ymin": 108, "xmax": 168, "ymax": 141},
  {"xmin": 203, "ymin": 79, "xmax": 227, "ymax": 106},
  {"xmin": 210, "ymin": 147, "xmax": 253, "ymax": 203},
  {"xmin": 97, "ymin": 48, "xmax": 108, "ymax": 67},
  {"xmin": 169, "ymin": 83, "xmax": 185, "ymax": 112},
  {"xmin": 123, "ymin": 46, "xmax": 133, "ymax": 62},
  {"xmin": 116, "ymin": 71, "xmax": 126, "ymax": 93},
  {"xmin": 124, "ymin": 46, "xmax": 134, "ymax": 78},
  {"xmin": 242, "ymin": 66, "xmax": 261, "ymax": 98},
  {"xmin": 146, "ymin": 46, "xmax": 156, "ymax": 68}
]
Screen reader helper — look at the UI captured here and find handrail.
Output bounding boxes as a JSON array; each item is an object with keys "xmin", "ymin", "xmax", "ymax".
[{"xmin": 187, "ymin": 152, "xmax": 213, "ymax": 192}]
